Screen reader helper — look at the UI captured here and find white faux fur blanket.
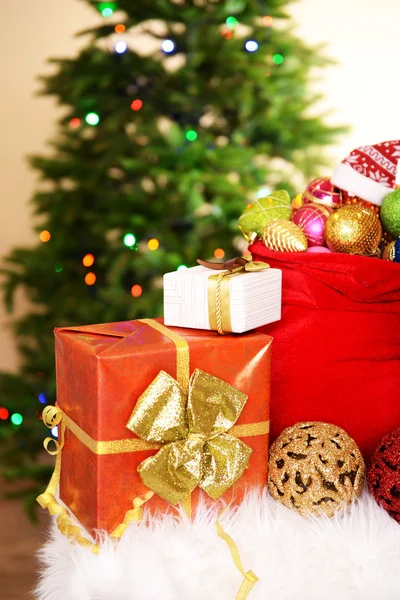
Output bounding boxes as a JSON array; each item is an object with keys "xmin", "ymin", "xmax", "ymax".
[{"xmin": 35, "ymin": 490, "xmax": 400, "ymax": 600}]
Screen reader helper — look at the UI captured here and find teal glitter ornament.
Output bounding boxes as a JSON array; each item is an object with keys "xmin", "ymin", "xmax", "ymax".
[
  {"xmin": 238, "ymin": 190, "xmax": 292, "ymax": 240},
  {"xmin": 380, "ymin": 189, "xmax": 400, "ymax": 237}
]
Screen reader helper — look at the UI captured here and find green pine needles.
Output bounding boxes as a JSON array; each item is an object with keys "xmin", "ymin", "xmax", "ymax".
[{"xmin": 0, "ymin": 0, "xmax": 344, "ymax": 516}]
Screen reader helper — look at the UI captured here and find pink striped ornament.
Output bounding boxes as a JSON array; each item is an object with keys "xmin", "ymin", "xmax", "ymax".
[{"xmin": 292, "ymin": 203, "xmax": 333, "ymax": 247}]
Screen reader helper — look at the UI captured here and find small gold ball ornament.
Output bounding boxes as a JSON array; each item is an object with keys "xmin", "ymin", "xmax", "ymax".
[
  {"xmin": 263, "ymin": 219, "xmax": 308, "ymax": 252},
  {"xmin": 268, "ymin": 422, "xmax": 365, "ymax": 517},
  {"xmin": 325, "ymin": 204, "xmax": 382, "ymax": 255}
]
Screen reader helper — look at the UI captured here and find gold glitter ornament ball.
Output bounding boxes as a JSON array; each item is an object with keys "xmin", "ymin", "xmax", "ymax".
[
  {"xmin": 268, "ymin": 422, "xmax": 365, "ymax": 517},
  {"xmin": 238, "ymin": 190, "xmax": 292, "ymax": 240},
  {"xmin": 325, "ymin": 205, "xmax": 382, "ymax": 255},
  {"xmin": 263, "ymin": 219, "xmax": 308, "ymax": 252}
]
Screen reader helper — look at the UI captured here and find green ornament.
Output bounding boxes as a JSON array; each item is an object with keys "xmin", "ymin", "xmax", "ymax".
[
  {"xmin": 380, "ymin": 189, "xmax": 400, "ymax": 237},
  {"xmin": 238, "ymin": 190, "xmax": 292, "ymax": 240}
]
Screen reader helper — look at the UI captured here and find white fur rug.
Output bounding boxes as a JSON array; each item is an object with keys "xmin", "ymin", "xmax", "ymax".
[{"xmin": 35, "ymin": 490, "xmax": 400, "ymax": 600}]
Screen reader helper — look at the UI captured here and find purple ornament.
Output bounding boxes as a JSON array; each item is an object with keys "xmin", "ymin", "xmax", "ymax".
[{"xmin": 293, "ymin": 203, "xmax": 332, "ymax": 247}]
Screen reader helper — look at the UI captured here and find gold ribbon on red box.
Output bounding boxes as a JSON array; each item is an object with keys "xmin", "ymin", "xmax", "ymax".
[{"xmin": 37, "ymin": 318, "xmax": 267, "ymax": 599}]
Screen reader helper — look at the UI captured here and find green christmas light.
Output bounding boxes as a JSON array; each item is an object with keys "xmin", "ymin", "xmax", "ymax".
[
  {"xmin": 11, "ymin": 413, "xmax": 23, "ymax": 426},
  {"xmin": 85, "ymin": 112, "xmax": 100, "ymax": 126},
  {"xmin": 186, "ymin": 130, "xmax": 198, "ymax": 142},
  {"xmin": 273, "ymin": 53, "xmax": 284, "ymax": 65},
  {"xmin": 123, "ymin": 233, "xmax": 136, "ymax": 247},
  {"xmin": 54, "ymin": 264, "xmax": 64, "ymax": 273},
  {"xmin": 98, "ymin": 2, "xmax": 116, "ymax": 17},
  {"xmin": 177, "ymin": 264, "xmax": 188, "ymax": 272},
  {"xmin": 226, "ymin": 16, "xmax": 238, "ymax": 28}
]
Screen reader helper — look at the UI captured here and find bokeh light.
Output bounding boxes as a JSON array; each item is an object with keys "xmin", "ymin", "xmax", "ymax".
[
  {"xmin": 115, "ymin": 41, "xmax": 127, "ymax": 54},
  {"xmin": 214, "ymin": 248, "xmax": 225, "ymax": 259},
  {"xmin": 101, "ymin": 7, "xmax": 113, "ymax": 17},
  {"xmin": 177, "ymin": 264, "xmax": 188, "ymax": 272},
  {"xmin": 263, "ymin": 15, "xmax": 273, "ymax": 26},
  {"xmin": 257, "ymin": 187, "xmax": 271, "ymax": 198},
  {"xmin": 40, "ymin": 230, "xmax": 51, "ymax": 243},
  {"xmin": 69, "ymin": 118, "xmax": 81, "ymax": 129},
  {"xmin": 38, "ymin": 393, "xmax": 47, "ymax": 404},
  {"xmin": 11, "ymin": 413, "xmax": 23, "ymax": 426},
  {"xmin": 273, "ymin": 53, "xmax": 284, "ymax": 65},
  {"xmin": 85, "ymin": 112, "xmax": 100, "ymax": 126},
  {"xmin": 115, "ymin": 24, "xmax": 126, "ymax": 33},
  {"xmin": 123, "ymin": 233, "xmax": 136, "ymax": 247},
  {"xmin": 51, "ymin": 426, "xmax": 58, "ymax": 438},
  {"xmin": 131, "ymin": 99, "xmax": 143, "ymax": 111},
  {"xmin": 0, "ymin": 408, "xmax": 9, "ymax": 420},
  {"xmin": 161, "ymin": 39, "xmax": 175, "ymax": 53},
  {"xmin": 186, "ymin": 130, "xmax": 198, "ymax": 141},
  {"xmin": 85, "ymin": 272, "xmax": 96, "ymax": 286},
  {"xmin": 226, "ymin": 16, "xmax": 238, "ymax": 28},
  {"xmin": 245, "ymin": 40, "xmax": 259, "ymax": 52},
  {"xmin": 131, "ymin": 284, "xmax": 143, "ymax": 297},
  {"xmin": 82, "ymin": 253, "xmax": 95, "ymax": 267},
  {"xmin": 147, "ymin": 238, "xmax": 160, "ymax": 251}
]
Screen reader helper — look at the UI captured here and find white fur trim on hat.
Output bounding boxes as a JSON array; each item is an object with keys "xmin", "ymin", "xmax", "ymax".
[{"xmin": 331, "ymin": 162, "xmax": 392, "ymax": 206}]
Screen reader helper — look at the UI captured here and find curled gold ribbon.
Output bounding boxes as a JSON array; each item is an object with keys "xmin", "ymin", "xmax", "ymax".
[
  {"xmin": 127, "ymin": 368, "xmax": 252, "ymax": 505},
  {"xmin": 197, "ymin": 257, "xmax": 270, "ymax": 334},
  {"xmin": 217, "ymin": 518, "xmax": 259, "ymax": 600}
]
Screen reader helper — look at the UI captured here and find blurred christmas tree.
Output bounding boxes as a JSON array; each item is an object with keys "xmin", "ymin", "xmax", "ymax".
[{"xmin": 0, "ymin": 0, "xmax": 344, "ymax": 516}]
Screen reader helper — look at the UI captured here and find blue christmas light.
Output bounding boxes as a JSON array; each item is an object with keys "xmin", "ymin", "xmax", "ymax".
[
  {"xmin": 51, "ymin": 426, "xmax": 58, "ymax": 438},
  {"xmin": 162, "ymin": 39, "xmax": 175, "ymax": 54},
  {"xmin": 245, "ymin": 40, "xmax": 259, "ymax": 53},
  {"xmin": 38, "ymin": 393, "xmax": 47, "ymax": 404},
  {"xmin": 115, "ymin": 41, "xmax": 127, "ymax": 54}
]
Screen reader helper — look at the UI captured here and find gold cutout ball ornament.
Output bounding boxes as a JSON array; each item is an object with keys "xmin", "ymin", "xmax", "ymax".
[
  {"xmin": 263, "ymin": 219, "xmax": 308, "ymax": 252},
  {"xmin": 324, "ymin": 204, "xmax": 382, "ymax": 255},
  {"xmin": 238, "ymin": 190, "xmax": 292, "ymax": 240},
  {"xmin": 268, "ymin": 422, "xmax": 365, "ymax": 517}
]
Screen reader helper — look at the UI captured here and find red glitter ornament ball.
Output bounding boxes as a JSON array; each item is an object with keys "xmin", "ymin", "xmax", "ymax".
[{"xmin": 367, "ymin": 428, "xmax": 400, "ymax": 523}]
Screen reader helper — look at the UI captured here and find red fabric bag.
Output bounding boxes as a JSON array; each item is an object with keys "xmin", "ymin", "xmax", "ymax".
[{"xmin": 249, "ymin": 239, "xmax": 400, "ymax": 458}]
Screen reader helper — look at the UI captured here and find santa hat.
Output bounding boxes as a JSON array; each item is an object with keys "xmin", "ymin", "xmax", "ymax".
[{"xmin": 331, "ymin": 140, "xmax": 400, "ymax": 206}]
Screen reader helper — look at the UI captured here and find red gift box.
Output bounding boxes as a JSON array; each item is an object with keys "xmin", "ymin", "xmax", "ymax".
[
  {"xmin": 250, "ymin": 240, "xmax": 400, "ymax": 458},
  {"xmin": 46, "ymin": 319, "xmax": 272, "ymax": 536}
]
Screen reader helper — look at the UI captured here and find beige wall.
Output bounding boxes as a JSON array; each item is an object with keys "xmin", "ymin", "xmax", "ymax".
[{"xmin": 1, "ymin": 0, "xmax": 400, "ymax": 371}]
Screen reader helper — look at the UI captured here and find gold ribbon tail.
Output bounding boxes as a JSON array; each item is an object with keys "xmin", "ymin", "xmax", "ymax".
[
  {"xmin": 111, "ymin": 490, "xmax": 155, "ymax": 539},
  {"xmin": 37, "ymin": 408, "xmax": 100, "ymax": 553},
  {"xmin": 216, "ymin": 519, "xmax": 259, "ymax": 600}
]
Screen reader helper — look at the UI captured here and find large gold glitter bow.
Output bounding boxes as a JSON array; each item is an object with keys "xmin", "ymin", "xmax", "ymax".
[{"xmin": 127, "ymin": 368, "xmax": 252, "ymax": 505}]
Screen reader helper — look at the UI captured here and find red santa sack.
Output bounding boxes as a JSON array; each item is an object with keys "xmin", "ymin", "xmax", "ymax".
[{"xmin": 249, "ymin": 239, "xmax": 400, "ymax": 458}]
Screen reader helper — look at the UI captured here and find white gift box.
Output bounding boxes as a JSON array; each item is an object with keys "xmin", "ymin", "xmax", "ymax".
[{"xmin": 163, "ymin": 264, "xmax": 282, "ymax": 333}]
